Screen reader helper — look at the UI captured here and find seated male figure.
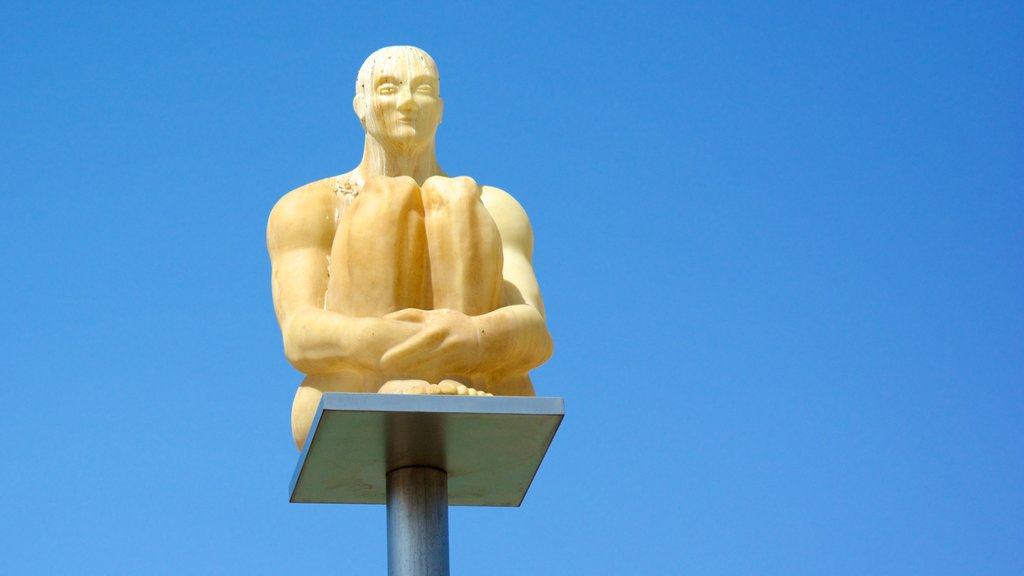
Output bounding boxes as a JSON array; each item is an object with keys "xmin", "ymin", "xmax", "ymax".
[{"xmin": 267, "ymin": 46, "xmax": 553, "ymax": 449}]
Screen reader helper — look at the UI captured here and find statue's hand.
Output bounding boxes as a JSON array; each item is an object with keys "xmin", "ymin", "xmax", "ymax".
[{"xmin": 380, "ymin": 308, "xmax": 481, "ymax": 376}]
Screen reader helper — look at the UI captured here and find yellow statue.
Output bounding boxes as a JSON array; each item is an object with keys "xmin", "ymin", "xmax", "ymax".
[{"xmin": 268, "ymin": 46, "xmax": 554, "ymax": 449}]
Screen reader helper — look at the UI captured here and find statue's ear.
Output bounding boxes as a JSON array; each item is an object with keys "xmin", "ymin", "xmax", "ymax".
[{"xmin": 353, "ymin": 94, "xmax": 365, "ymax": 123}]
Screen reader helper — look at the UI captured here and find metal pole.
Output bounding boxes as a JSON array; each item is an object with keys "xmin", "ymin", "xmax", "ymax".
[{"xmin": 387, "ymin": 466, "xmax": 450, "ymax": 576}]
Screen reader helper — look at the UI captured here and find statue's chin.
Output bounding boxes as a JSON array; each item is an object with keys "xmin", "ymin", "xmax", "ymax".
[{"xmin": 369, "ymin": 129, "xmax": 435, "ymax": 150}]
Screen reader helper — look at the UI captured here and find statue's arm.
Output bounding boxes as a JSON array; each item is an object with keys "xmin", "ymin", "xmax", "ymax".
[
  {"xmin": 267, "ymin": 184, "xmax": 416, "ymax": 374},
  {"xmin": 474, "ymin": 186, "xmax": 554, "ymax": 376}
]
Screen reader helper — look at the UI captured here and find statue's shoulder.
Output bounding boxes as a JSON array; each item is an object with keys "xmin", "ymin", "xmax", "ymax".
[
  {"xmin": 272, "ymin": 176, "xmax": 338, "ymax": 216},
  {"xmin": 480, "ymin": 185, "xmax": 527, "ymax": 216},
  {"xmin": 268, "ymin": 175, "xmax": 343, "ymax": 248},
  {"xmin": 480, "ymin": 185, "xmax": 534, "ymax": 248}
]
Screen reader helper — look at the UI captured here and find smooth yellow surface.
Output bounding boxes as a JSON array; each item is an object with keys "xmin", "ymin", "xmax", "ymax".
[{"xmin": 268, "ymin": 47, "xmax": 553, "ymax": 449}]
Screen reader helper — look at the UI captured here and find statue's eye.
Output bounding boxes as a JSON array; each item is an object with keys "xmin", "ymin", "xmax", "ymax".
[
  {"xmin": 416, "ymin": 84, "xmax": 435, "ymax": 95},
  {"xmin": 377, "ymin": 83, "xmax": 397, "ymax": 95}
]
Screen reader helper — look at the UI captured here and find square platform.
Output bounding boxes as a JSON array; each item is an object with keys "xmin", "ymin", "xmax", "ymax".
[{"xmin": 289, "ymin": 393, "xmax": 564, "ymax": 507}]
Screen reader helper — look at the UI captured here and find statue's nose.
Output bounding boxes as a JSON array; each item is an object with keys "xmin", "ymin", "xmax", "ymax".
[{"xmin": 397, "ymin": 88, "xmax": 417, "ymax": 112}]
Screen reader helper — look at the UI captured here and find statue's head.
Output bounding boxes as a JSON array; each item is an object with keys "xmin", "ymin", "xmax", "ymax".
[{"xmin": 354, "ymin": 46, "xmax": 443, "ymax": 149}]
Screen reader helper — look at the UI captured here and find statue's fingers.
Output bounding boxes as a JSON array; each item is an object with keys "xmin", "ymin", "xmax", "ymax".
[{"xmin": 382, "ymin": 328, "xmax": 444, "ymax": 366}]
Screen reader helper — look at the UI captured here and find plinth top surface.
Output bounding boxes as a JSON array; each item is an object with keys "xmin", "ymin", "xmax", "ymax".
[{"xmin": 290, "ymin": 393, "xmax": 564, "ymax": 506}]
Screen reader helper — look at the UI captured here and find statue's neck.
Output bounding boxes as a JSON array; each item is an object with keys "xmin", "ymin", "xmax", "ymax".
[{"xmin": 355, "ymin": 135, "xmax": 444, "ymax": 185}]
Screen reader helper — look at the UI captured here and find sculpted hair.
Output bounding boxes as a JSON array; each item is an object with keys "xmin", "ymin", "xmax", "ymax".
[{"xmin": 355, "ymin": 46, "xmax": 440, "ymax": 105}]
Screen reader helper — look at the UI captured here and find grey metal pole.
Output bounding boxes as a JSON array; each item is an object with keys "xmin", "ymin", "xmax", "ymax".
[{"xmin": 387, "ymin": 466, "xmax": 450, "ymax": 576}]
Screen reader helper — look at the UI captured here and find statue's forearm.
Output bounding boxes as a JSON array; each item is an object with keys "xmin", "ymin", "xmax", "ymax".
[
  {"xmin": 282, "ymin": 305, "xmax": 551, "ymax": 379},
  {"xmin": 283, "ymin": 309, "xmax": 410, "ymax": 374},
  {"xmin": 474, "ymin": 305, "xmax": 553, "ymax": 376}
]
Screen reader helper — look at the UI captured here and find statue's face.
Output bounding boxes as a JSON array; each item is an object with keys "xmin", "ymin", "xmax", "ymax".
[{"xmin": 357, "ymin": 50, "xmax": 442, "ymax": 148}]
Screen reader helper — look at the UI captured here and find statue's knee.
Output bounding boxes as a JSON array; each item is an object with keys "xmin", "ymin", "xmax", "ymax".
[
  {"xmin": 422, "ymin": 176, "xmax": 480, "ymax": 211},
  {"xmin": 450, "ymin": 176, "xmax": 481, "ymax": 205},
  {"xmin": 363, "ymin": 175, "xmax": 423, "ymax": 214}
]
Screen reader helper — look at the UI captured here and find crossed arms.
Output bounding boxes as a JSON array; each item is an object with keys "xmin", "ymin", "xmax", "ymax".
[{"xmin": 267, "ymin": 176, "xmax": 552, "ymax": 388}]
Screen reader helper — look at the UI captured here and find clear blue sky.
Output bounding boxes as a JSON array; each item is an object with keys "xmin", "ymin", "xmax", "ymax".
[{"xmin": 2, "ymin": 2, "xmax": 1021, "ymax": 574}]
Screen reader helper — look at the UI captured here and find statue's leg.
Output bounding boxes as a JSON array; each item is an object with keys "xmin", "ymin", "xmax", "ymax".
[
  {"xmin": 293, "ymin": 176, "xmax": 433, "ymax": 449},
  {"xmin": 421, "ymin": 176, "xmax": 504, "ymax": 315},
  {"xmin": 416, "ymin": 177, "xmax": 505, "ymax": 395},
  {"xmin": 325, "ymin": 175, "xmax": 432, "ymax": 315}
]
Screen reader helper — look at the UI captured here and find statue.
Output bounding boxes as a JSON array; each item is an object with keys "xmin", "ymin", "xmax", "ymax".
[{"xmin": 268, "ymin": 46, "xmax": 554, "ymax": 449}]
